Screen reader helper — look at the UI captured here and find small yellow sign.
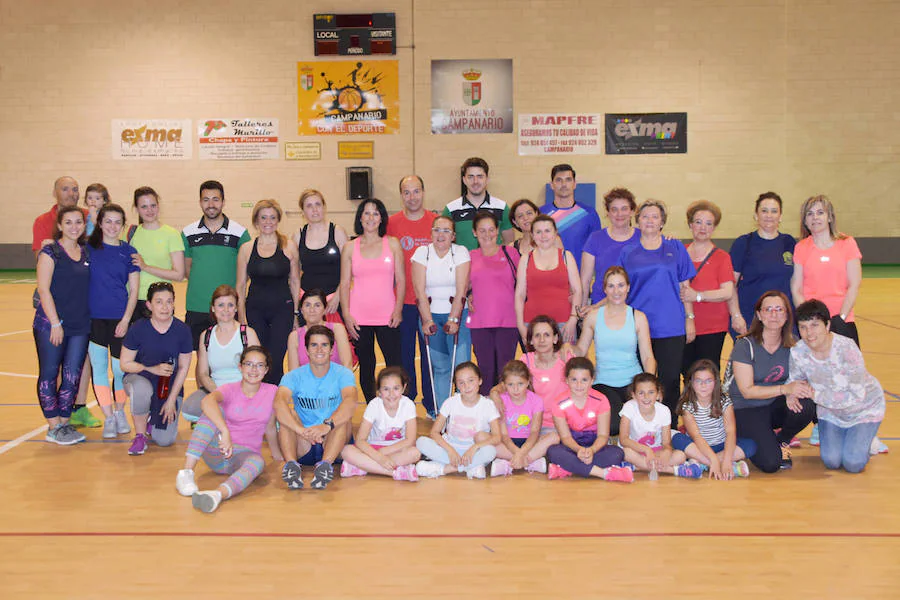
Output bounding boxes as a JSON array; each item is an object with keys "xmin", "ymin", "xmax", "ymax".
[
  {"xmin": 285, "ymin": 142, "xmax": 322, "ymax": 161},
  {"xmin": 337, "ymin": 141, "xmax": 374, "ymax": 160}
]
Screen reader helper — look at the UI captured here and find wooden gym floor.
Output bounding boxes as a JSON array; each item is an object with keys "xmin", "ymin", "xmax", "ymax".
[{"xmin": 0, "ymin": 279, "xmax": 897, "ymax": 599}]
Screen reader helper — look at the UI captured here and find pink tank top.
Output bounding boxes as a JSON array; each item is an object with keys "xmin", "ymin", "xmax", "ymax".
[
  {"xmin": 523, "ymin": 249, "xmax": 570, "ymax": 323},
  {"xmin": 296, "ymin": 322, "xmax": 340, "ymax": 366},
  {"xmin": 349, "ymin": 237, "xmax": 396, "ymax": 325},
  {"xmin": 524, "ymin": 350, "xmax": 573, "ymax": 428}
]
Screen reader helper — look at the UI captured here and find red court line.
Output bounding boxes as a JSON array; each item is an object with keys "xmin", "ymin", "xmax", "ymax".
[{"xmin": 0, "ymin": 531, "xmax": 897, "ymax": 539}]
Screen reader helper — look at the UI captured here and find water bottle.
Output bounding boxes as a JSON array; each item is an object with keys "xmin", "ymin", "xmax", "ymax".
[
  {"xmin": 648, "ymin": 465, "xmax": 659, "ymax": 481},
  {"xmin": 156, "ymin": 357, "xmax": 175, "ymax": 399}
]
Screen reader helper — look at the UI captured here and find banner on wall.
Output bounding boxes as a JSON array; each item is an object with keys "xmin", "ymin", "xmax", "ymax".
[
  {"xmin": 605, "ymin": 113, "xmax": 687, "ymax": 154},
  {"xmin": 518, "ymin": 114, "xmax": 602, "ymax": 155},
  {"xmin": 297, "ymin": 60, "xmax": 399, "ymax": 135},
  {"xmin": 198, "ymin": 119, "xmax": 279, "ymax": 160},
  {"xmin": 112, "ymin": 119, "xmax": 192, "ymax": 160},
  {"xmin": 431, "ymin": 59, "xmax": 513, "ymax": 134}
]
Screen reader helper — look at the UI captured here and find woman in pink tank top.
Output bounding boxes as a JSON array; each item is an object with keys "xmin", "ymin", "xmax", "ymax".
[
  {"xmin": 515, "ymin": 215, "xmax": 582, "ymax": 344},
  {"xmin": 339, "ymin": 199, "xmax": 405, "ymax": 402},
  {"xmin": 287, "ymin": 289, "xmax": 353, "ymax": 370}
]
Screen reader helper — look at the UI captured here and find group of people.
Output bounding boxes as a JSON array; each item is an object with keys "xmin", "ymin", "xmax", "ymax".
[{"xmin": 30, "ymin": 161, "xmax": 887, "ymax": 513}]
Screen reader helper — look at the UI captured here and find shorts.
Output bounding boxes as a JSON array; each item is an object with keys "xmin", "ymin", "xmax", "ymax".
[
  {"xmin": 511, "ymin": 437, "xmax": 527, "ymax": 448},
  {"xmin": 89, "ymin": 318, "xmax": 124, "ymax": 358},
  {"xmin": 671, "ymin": 431, "xmax": 757, "ymax": 458},
  {"xmin": 298, "ymin": 434, "xmax": 355, "ymax": 465}
]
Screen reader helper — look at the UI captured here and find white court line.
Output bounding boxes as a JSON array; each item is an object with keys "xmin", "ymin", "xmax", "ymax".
[
  {"xmin": 0, "ymin": 329, "xmax": 30, "ymax": 338},
  {"xmin": 0, "ymin": 371, "xmax": 37, "ymax": 379},
  {"xmin": 0, "ymin": 400, "xmax": 99, "ymax": 456}
]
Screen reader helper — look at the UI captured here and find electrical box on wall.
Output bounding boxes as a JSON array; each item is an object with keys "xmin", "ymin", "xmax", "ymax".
[
  {"xmin": 347, "ymin": 167, "xmax": 373, "ymax": 201},
  {"xmin": 314, "ymin": 13, "xmax": 396, "ymax": 56}
]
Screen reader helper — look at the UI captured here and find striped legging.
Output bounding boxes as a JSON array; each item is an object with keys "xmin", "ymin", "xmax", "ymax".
[{"xmin": 186, "ymin": 419, "xmax": 265, "ymax": 499}]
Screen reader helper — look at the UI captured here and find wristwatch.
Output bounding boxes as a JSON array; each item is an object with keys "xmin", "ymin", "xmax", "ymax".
[
  {"xmin": 448, "ymin": 317, "xmax": 460, "ymax": 323},
  {"xmin": 686, "ymin": 314, "xmax": 695, "ymax": 320},
  {"xmin": 323, "ymin": 418, "xmax": 335, "ymax": 431},
  {"xmin": 695, "ymin": 293, "xmax": 702, "ymax": 303}
]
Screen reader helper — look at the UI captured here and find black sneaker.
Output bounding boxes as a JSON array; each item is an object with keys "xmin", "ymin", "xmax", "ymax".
[
  {"xmin": 281, "ymin": 460, "xmax": 304, "ymax": 490},
  {"xmin": 779, "ymin": 443, "xmax": 793, "ymax": 470},
  {"xmin": 311, "ymin": 461, "xmax": 334, "ymax": 489}
]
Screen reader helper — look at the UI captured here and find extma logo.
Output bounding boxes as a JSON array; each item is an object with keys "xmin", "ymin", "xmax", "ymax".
[
  {"xmin": 121, "ymin": 125, "xmax": 183, "ymax": 144},
  {"xmin": 613, "ymin": 118, "xmax": 677, "ymax": 140}
]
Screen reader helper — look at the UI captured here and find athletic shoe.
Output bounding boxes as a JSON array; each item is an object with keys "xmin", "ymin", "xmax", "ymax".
[
  {"xmin": 526, "ymin": 457, "xmax": 548, "ymax": 474},
  {"xmin": 808, "ymin": 424, "xmax": 820, "ymax": 446},
  {"xmin": 128, "ymin": 433, "xmax": 148, "ymax": 455},
  {"xmin": 281, "ymin": 460, "xmax": 304, "ymax": 490},
  {"xmin": 870, "ymin": 437, "xmax": 889, "ymax": 455},
  {"xmin": 392, "ymin": 464, "xmax": 419, "ymax": 482},
  {"xmin": 311, "ymin": 461, "xmax": 334, "ymax": 489},
  {"xmin": 466, "ymin": 465, "xmax": 487, "ymax": 480},
  {"xmin": 70, "ymin": 406, "xmax": 102, "ymax": 428},
  {"xmin": 547, "ymin": 463, "xmax": 573, "ymax": 480},
  {"xmin": 415, "ymin": 460, "xmax": 446, "ymax": 479},
  {"xmin": 604, "ymin": 465, "xmax": 634, "ymax": 483},
  {"xmin": 192, "ymin": 490, "xmax": 222, "ymax": 513},
  {"xmin": 788, "ymin": 437, "xmax": 802, "ymax": 449},
  {"xmin": 46, "ymin": 424, "xmax": 85, "ymax": 446},
  {"xmin": 687, "ymin": 459, "xmax": 709, "ymax": 473},
  {"xmin": 102, "ymin": 416, "xmax": 118, "ymax": 439},
  {"xmin": 779, "ymin": 443, "xmax": 793, "ymax": 470},
  {"xmin": 618, "ymin": 461, "xmax": 636, "ymax": 471},
  {"xmin": 675, "ymin": 464, "xmax": 704, "ymax": 479},
  {"xmin": 114, "ymin": 410, "xmax": 131, "ymax": 435},
  {"xmin": 176, "ymin": 469, "xmax": 198, "ymax": 496},
  {"xmin": 340, "ymin": 462, "xmax": 367, "ymax": 478},
  {"xmin": 490, "ymin": 458, "xmax": 513, "ymax": 477},
  {"xmin": 732, "ymin": 460, "xmax": 750, "ymax": 478}
]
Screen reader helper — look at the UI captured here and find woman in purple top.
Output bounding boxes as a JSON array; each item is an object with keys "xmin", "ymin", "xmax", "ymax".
[{"xmin": 468, "ymin": 211, "xmax": 521, "ymax": 394}]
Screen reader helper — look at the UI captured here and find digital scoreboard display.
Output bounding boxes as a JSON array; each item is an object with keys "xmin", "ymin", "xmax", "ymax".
[{"xmin": 314, "ymin": 13, "xmax": 396, "ymax": 56}]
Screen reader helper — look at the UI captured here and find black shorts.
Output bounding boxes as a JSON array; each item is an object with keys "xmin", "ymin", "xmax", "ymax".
[
  {"xmin": 129, "ymin": 303, "xmax": 151, "ymax": 324},
  {"xmin": 185, "ymin": 310, "xmax": 213, "ymax": 352},
  {"xmin": 89, "ymin": 318, "xmax": 124, "ymax": 358}
]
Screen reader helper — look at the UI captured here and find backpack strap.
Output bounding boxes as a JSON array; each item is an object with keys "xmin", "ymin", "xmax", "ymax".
[
  {"xmin": 500, "ymin": 245, "xmax": 518, "ymax": 285},
  {"xmin": 240, "ymin": 324, "xmax": 248, "ymax": 348},
  {"xmin": 126, "ymin": 224, "xmax": 138, "ymax": 243},
  {"xmin": 202, "ymin": 325, "xmax": 215, "ymax": 352}
]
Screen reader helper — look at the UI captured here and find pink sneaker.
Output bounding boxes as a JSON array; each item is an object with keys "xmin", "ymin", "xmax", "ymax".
[
  {"xmin": 340, "ymin": 461, "xmax": 367, "ymax": 478},
  {"xmin": 547, "ymin": 463, "xmax": 573, "ymax": 480},
  {"xmin": 604, "ymin": 465, "xmax": 634, "ymax": 483},
  {"xmin": 788, "ymin": 437, "xmax": 802, "ymax": 449},
  {"xmin": 490, "ymin": 458, "xmax": 513, "ymax": 477},
  {"xmin": 526, "ymin": 457, "xmax": 548, "ymax": 474},
  {"xmin": 392, "ymin": 464, "xmax": 419, "ymax": 482}
]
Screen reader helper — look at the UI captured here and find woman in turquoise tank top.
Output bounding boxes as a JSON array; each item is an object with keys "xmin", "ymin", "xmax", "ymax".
[{"xmin": 574, "ymin": 266, "xmax": 655, "ymax": 436}]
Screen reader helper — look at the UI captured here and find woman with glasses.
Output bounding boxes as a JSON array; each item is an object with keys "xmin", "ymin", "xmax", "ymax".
[
  {"xmin": 412, "ymin": 215, "xmax": 471, "ymax": 410},
  {"xmin": 175, "ymin": 345, "xmax": 282, "ymax": 513},
  {"xmin": 119, "ymin": 281, "xmax": 193, "ymax": 456}
]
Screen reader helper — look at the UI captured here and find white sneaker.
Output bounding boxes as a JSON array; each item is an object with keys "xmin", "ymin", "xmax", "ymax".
[
  {"xmin": 466, "ymin": 465, "xmax": 487, "ymax": 480},
  {"xmin": 192, "ymin": 490, "xmax": 222, "ymax": 513},
  {"xmin": 102, "ymin": 416, "xmax": 118, "ymax": 439},
  {"xmin": 490, "ymin": 458, "xmax": 513, "ymax": 477},
  {"xmin": 525, "ymin": 457, "xmax": 548, "ymax": 474},
  {"xmin": 176, "ymin": 469, "xmax": 198, "ymax": 496},
  {"xmin": 114, "ymin": 410, "xmax": 131, "ymax": 435},
  {"xmin": 870, "ymin": 437, "xmax": 889, "ymax": 455},
  {"xmin": 415, "ymin": 460, "xmax": 446, "ymax": 479}
]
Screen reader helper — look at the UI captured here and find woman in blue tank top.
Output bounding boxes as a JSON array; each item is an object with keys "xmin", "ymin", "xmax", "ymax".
[{"xmin": 574, "ymin": 266, "xmax": 655, "ymax": 436}]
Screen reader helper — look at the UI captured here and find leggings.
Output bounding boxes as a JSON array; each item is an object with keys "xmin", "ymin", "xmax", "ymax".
[
  {"xmin": 246, "ymin": 299, "xmax": 293, "ymax": 385},
  {"xmin": 355, "ymin": 325, "xmax": 402, "ymax": 402},
  {"xmin": 399, "ymin": 304, "xmax": 433, "ymax": 411},
  {"xmin": 470, "ymin": 327, "xmax": 520, "ymax": 396},
  {"xmin": 830, "ymin": 316, "xmax": 860, "ymax": 348},
  {"xmin": 186, "ymin": 419, "xmax": 265, "ymax": 498},
  {"xmin": 416, "ymin": 436, "xmax": 496, "ymax": 475},
  {"xmin": 88, "ymin": 342, "xmax": 127, "ymax": 408},
  {"xmin": 592, "ymin": 383, "xmax": 629, "ymax": 437},
  {"xmin": 33, "ymin": 329, "xmax": 89, "ymax": 419},
  {"xmin": 681, "ymin": 331, "xmax": 727, "ymax": 380},
  {"xmin": 651, "ymin": 335, "xmax": 685, "ymax": 428},
  {"xmin": 124, "ymin": 374, "xmax": 182, "ymax": 447},
  {"xmin": 546, "ymin": 431, "xmax": 625, "ymax": 477},
  {"xmin": 735, "ymin": 397, "xmax": 816, "ymax": 473}
]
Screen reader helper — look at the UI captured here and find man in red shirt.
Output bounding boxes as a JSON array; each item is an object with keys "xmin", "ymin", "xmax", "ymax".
[
  {"xmin": 33, "ymin": 176, "xmax": 100, "ymax": 428},
  {"xmin": 386, "ymin": 175, "xmax": 437, "ymax": 417}
]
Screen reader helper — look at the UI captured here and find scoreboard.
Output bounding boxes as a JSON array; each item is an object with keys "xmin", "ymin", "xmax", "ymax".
[{"xmin": 313, "ymin": 13, "xmax": 396, "ymax": 56}]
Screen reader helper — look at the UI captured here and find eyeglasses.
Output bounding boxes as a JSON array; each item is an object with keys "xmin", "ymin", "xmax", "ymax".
[
  {"xmin": 432, "ymin": 227, "xmax": 453, "ymax": 234},
  {"xmin": 241, "ymin": 361, "xmax": 267, "ymax": 370},
  {"xmin": 694, "ymin": 378, "xmax": 716, "ymax": 386},
  {"xmin": 763, "ymin": 306, "xmax": 786, "ymax": 314}
]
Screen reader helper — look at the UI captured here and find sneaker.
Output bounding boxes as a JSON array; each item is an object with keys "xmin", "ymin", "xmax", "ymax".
[
  {"xmin": 340, "ymin": 461, "xmax": 367, "ymax": 478},
  {"xmin": 191, "ymin": 490, "xmax": 222, "ymax": 513},
  {"xmin": 70, "ymin": 406, "xmax": 102, "ymax": 428},
  {"xmin": 547, "ymin": 463, "xmax": 573, "ymax": 480},
  {"xmin": 114, "ymin": 410, "xmax": 131, "ymax": 435},
  {"xmin": 779, "ymin": 443, "xmax": 793, "ymax": 470},
  {"xmin": 604, "ymin": 465, "xmax": 634, "ymax": 483},
  {"xmin": 392, "ymin": 464, "xmax": 419, "ymax": 482},
  {"xmin": 128, "ymin": 433, "xmax": 148, "ymax": 455},
  {"xmin": 788, "ymin": 437, "xmax": 802, "ymax": 449},
  {"xmin": 525, "ymin": 457, "xmax": 548, "ymax": 474},
  {"xmin": 311, "ymin": 461, "xmax": 334, "ymax": 489},
  {"xmin": 466, "ymin": 465, "xmax": 487, "ymax": 480},
  {"xmin": 281, "ymin": 460, "xmax": 304, "ymax": 490},
  {"xmin": 46, "ymin": 424, "xmax": 85, "ymax": 446},
  {"xmin": 618, "ymin": 461, "xmax": 636, "ymax": 471},
  {"xmin": 870, "ymin": 437, "xmax": 889, "ymax": 455},
  {"xmin": 732, "ymin": 460, "xmax": 750, "ymax": 478},
  {"xmin": 490, "ymin": 458, "xmax": 513, "ymax": 477},
  {"xmin": 415, "ymin": 460, "xmax": 446, "ymax": 479},
  {"xmin": 675, "ymin": 463, "xmax": 704, "ymax": 479},
  {"xmin": 687, "ymin": 459, "xmax": 709, "ymax": 473},
  {"xmin": 176, "ymin": 469, "xmax": 198, "ymax": 496},
  {"xmin": 102, "ymin": 416, "xmax": 118, "ymax": 439}
]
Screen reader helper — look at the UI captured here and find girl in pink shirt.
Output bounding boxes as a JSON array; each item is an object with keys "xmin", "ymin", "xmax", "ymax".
[{"xmin": 489, "ymin": 360, "xmax": 546, "ymax": 476}]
